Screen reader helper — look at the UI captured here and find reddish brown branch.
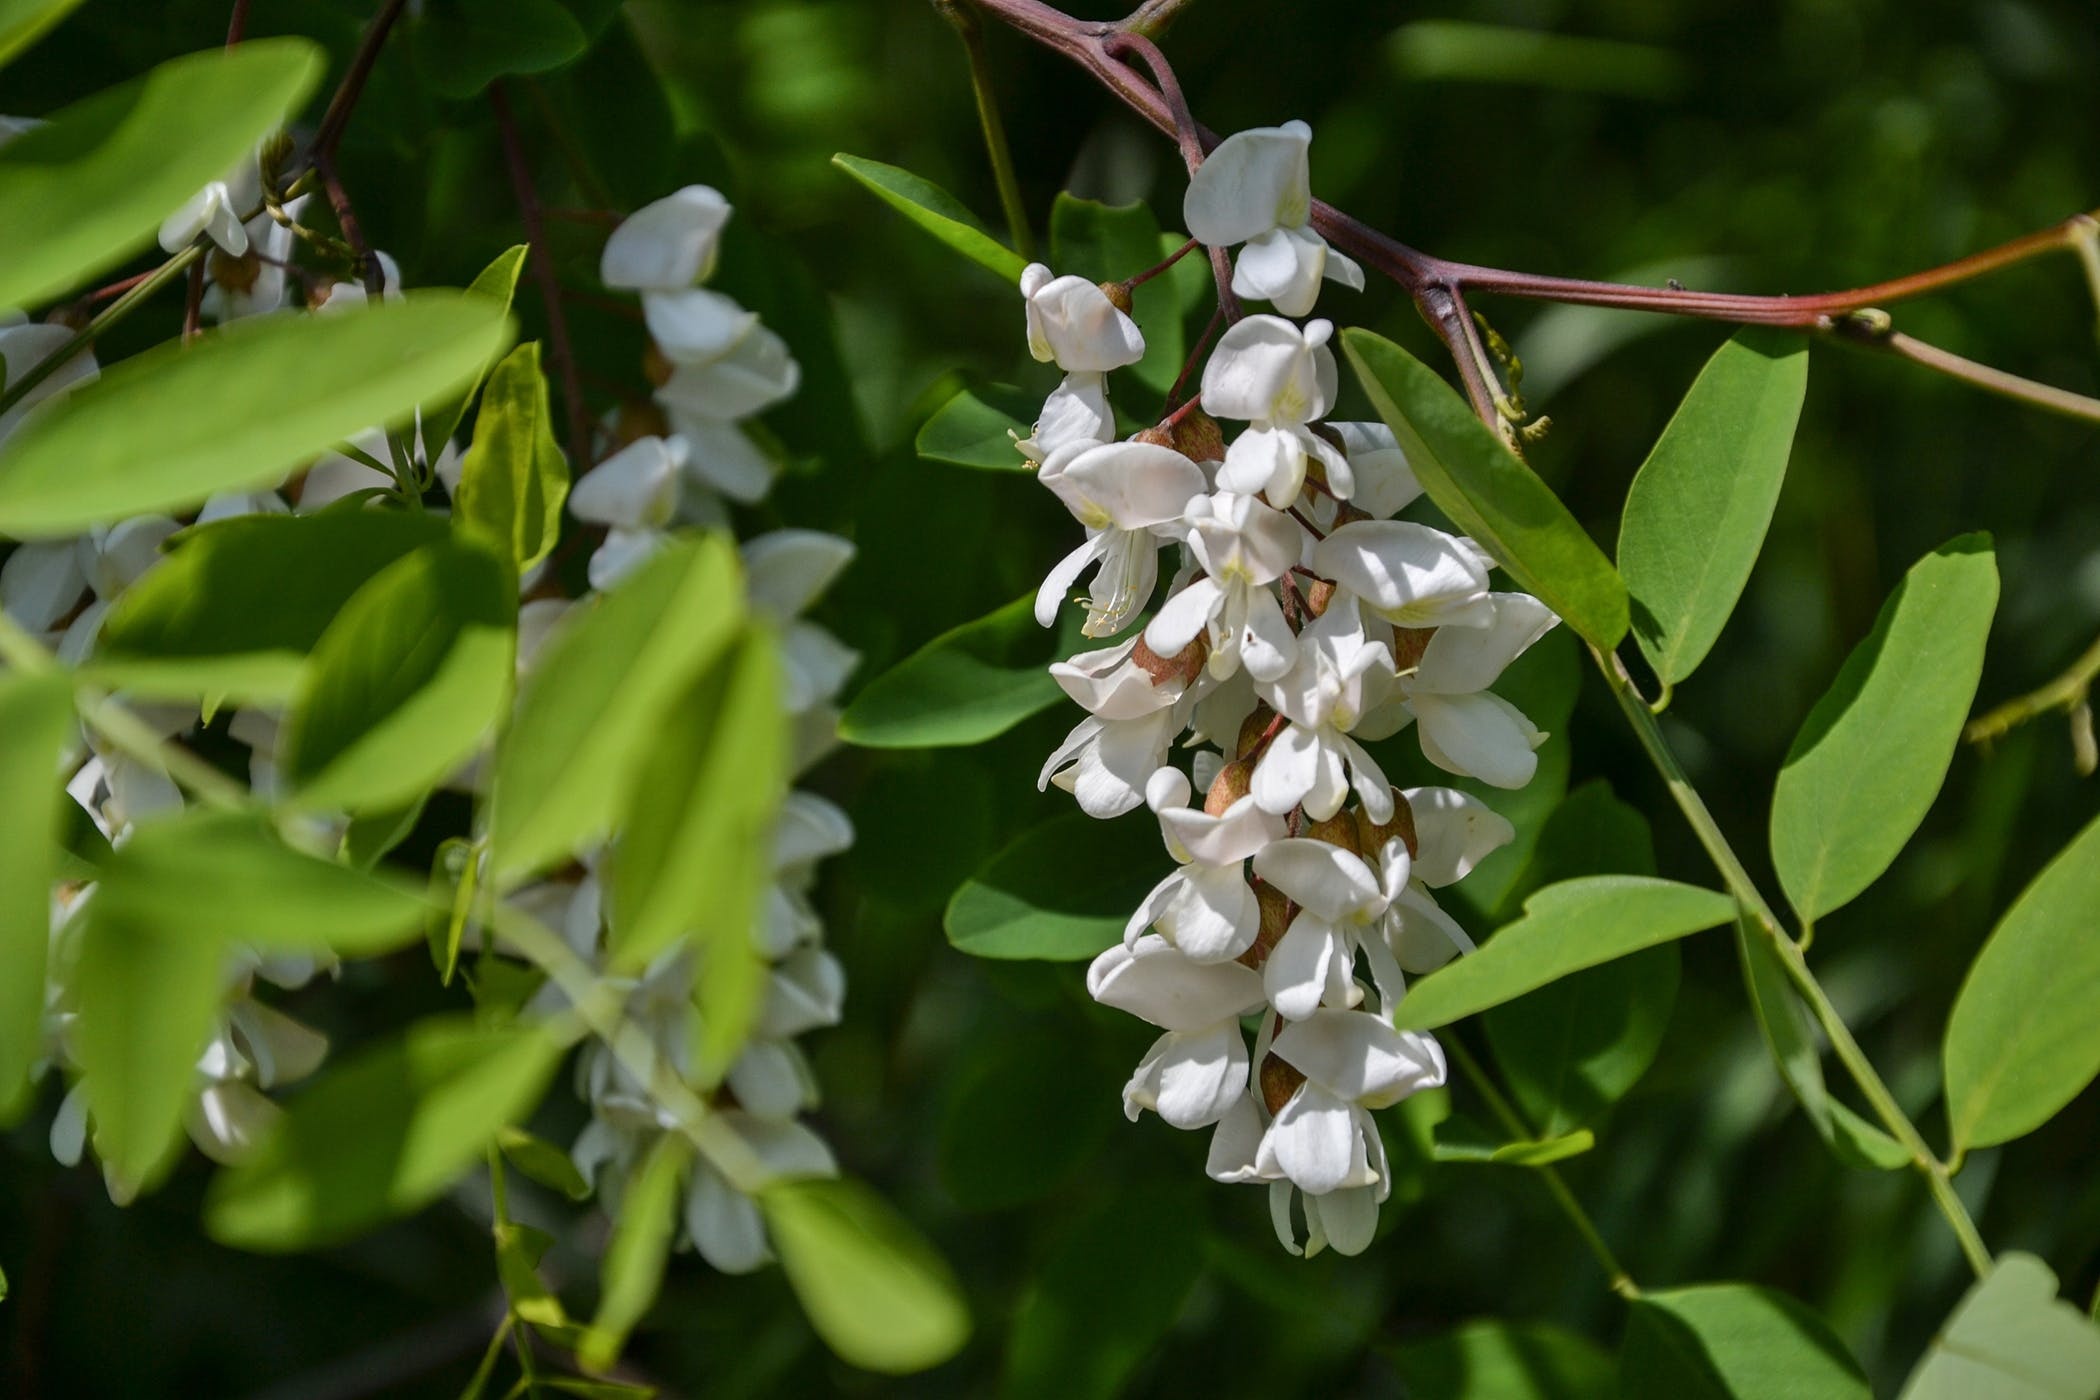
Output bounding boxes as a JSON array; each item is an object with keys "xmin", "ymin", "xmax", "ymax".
[
  {"xmin": 313, "ymin": 0, "xmax": 411, "ymax": 161},
  {"xmin": 491, "ymin": 82, "xmax": 594, "ymax": 474}
]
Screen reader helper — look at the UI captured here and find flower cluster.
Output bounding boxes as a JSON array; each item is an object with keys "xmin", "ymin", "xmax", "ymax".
[{"xmin": 1023, "ymin": 123, "xmax": 1557, "ymax": 1256}]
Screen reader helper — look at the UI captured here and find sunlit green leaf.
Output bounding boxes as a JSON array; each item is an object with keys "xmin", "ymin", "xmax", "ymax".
[
  {"xmin": 1433, "ymin": 1117, "xmax": 1596, "ymax": 1166},
  {"xmin": 1770, "ymin": 534, "xmax": 1997, "ymax": 925},
  {"xmin": 1898, "ymin": 1253, "xmax": 2100, "ymax": 1399},
  {"xmin": 944, "ymin": 810, "xmax": 1161, "ymax": 960},
  {"xmin": 93, "ymin": 510, "xmax": 451, "ymax": 703},
  {"xmin": 580, "ymin": 1132, "xmax": 690, "ymax": 1372},
  {"xmin": 1618, "ymin": 330, "xmax": 1807, "ymax": 687},
  {"xmin": 207, "ymin": 1017, "xmax": 560, "ymax": 1250},
  {"xmin": 0, "ymin": 39, "xmax": 323, "ymax": 310},
  {"xmin": 490, "ymin": 533, "xmax": 745, "ymax": 884},
  {"xmin": 0, "ymin": 672, "xmax": 76, "ymax": 1121},
  {"xmin": 1621, "ymin": 1283, "xmax": 1870, "ymax": 1398},
  {"xmin": 454, "ymin": 341, "xmax": 570, "ymax": 574},
  {"xmin": 0, "ymin": 293, "xmax": 514, "ymax": 536},
  {"xmin": 1944, "ymin": 809, "xmax": 2100, "ymax": 1150},
  {"xmin": 762, "ymin": 1175, "xmax": 971, "ymax": 1375},
  {"xmin": 916, "ymin": 386, "xmax": 1032, "ymax": 472},
  {"xmin": 1397, "ymin": 877, "xmax": 1736, "ymax": 1030},
  {"xmin": 497, "ymin": 1124, "xmax": 592, "ymax": 1201},
  {"xmin": 1341, "ymin": 327, "xmax": 1627, "ymax": 649},
  {"xmin": 831, "ymin": 153, "xmax": 1026, "ymax": 283},
  {"xmin": 1049, "ymin": 193, "xmax": 1184, "ymax": 395},
  {"xmin": 424, "ymin": 244, "xmax": 530, "ymax": 453},
  {"xmin": 283, "ymin": 539, "xmax": 516, "ymax": 814},
  {"xmin": 838, "ymin": 594, "xmax": 1064, "ymax": 748}
]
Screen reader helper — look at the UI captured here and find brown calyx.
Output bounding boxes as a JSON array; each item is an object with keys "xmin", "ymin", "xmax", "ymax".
[
  {"xmin": 1100, "ymin": 280, "xmax": 1135, "ymax": 315},
  {"xmin": 1302, "ymin": 809, "xmax": 1362, "ymax": 857},
  {"xmin": 1390, "ymin": 625, "xmax": 1437, "ymax": 673},
  {"xmin": 642, "ymin": 342, "xmax": 675, "ymax": 388},
  {"xmin": 1204, "ymin": 758, "xmax": 1254, "ymax": 815},
  {"xmin": 209, "ymin": 249, "xmax": 263, "ymax": 295},
  {"xmin": 1236, "ymin": 881, "xmax": 1292, "ymax": 969},
  {"xmin": 1305, "ymin": 578, "xmax": 1336, "ymax": 618},
  {"xmin": 1356, "ymin": 789, "xmax": 1419, "ymax": 860},
  {"xmin": 1171, "ymin": 408, "xmax": 1226, "ymax": 464},
  {"xmin": 1259, "ymin": 1051, "xmax": 1307, "ymax": 1115},
  {"xmin": 1236, "ymin": 704, "xmax": 1277, "ymax": 759},
  {"xmin": 612, "ymin": 399, "xmax": 672, "ymax": 452}
]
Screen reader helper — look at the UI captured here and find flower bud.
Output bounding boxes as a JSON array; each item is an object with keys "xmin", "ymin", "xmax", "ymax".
[
  {"xmin": 1259, "ymin": 1050, "xmax": 1306, "ymax": 1115},
  {"xmin": 1237, "ymin": 881, "xmax": 1292, "ymax": 969},
  {"xmin": 1170, "ymin": 408, "xmax": 1226, "ymax": 465},
  {"xmin": 1356, "ymin": 788, "xmax": 1418, "ymax": 859},
  {"xmin": 1204, "ymin": 758, "xmax": 1254, "ymax": 815},
  {"xmin": 1131, "ymin": 425, "xmax": 1176, "ymax": 450},
  {"xmin": 1099, "ymin": 280, "xmax": 1134, "ymax": 315},
  {"xmin": 1302, "ymin": 809, "xmax": 1362, "ymax": 857}
]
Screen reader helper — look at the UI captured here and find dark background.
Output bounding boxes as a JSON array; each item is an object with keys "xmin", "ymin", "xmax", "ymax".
[{"xmin": 4, "ymin": 0, "xmax": 2098, "ymax": 1394}]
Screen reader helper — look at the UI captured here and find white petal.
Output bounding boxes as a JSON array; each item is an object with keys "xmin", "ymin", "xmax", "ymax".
[
  {"xmin": 1265, "ymin": 1083, "xmax": 1368, "ymax": 1195},
  {"xmin": 1086, "ymin": 934, "xmax": 1264, "ymax": 1032},
  {"xmin": 1252, "ymin": 838, "xmax": 1383, "ymax": 923},
  {"xmin": 1144, "ymin": 576, "xmax": 1225, "ymax": 657},
  {"xmin": 1023, "ymin": 272, "xmax": 1146, "ymax": 372},
  {"xmin": 1158, "ymin": 863, "xmax": 1259, "ymax": 962},
  {"xmin": 1412, "ymin": 691, "xmax": 1544, "ymax": 789},
  {"xmin": 1126, "ymin": 1024, "xmax": 1250, "ymax": 1129},
  {"xmin": 1262, "ymin": 913, "xmax": 1349, "ymax": 1021},
  {"xmin": 1158, "ymin": 794, "xmax": 1286, "ymax": 867},
  {"xmin": 570, "ymin": 436, "xmax": 680, "ymax": 529},
  {"xmin": 1035, "ymin": 533, "xmax": 1109, "ymax": 627},
  {"xmin": 1405, "ymin": 787, "xmax": 1516, "ymax": 886},
  {"xmin": 1236, "ymin": 584, "xmax": 1298, "ymax": 683},
  {"xmin": 1311, "ymin": 1183, "xmax": 1379, "ymax": 1255},
  {"xmin": 1312, "ymin": 520, "xmax": 1491, "ymax": 625},
  {"xmin": 1205, "ymin": 1093, "xmax": 1268, "ymax": 1183},
  {"xmin": 642, "ymin": 288, "xmax": 759, "ymax": 364},
  {"xmin": 1183, "ymin": 120, "xmax": 1313, "ymax": 247},
  {"xmin": 1413, "ymin": 593, "xmax": 1559, "ymax": 694},
  {"xmin": 602, "ymin": 185, "xmax": 732, "ymax": 290},
  {"xmin": 726, "ymin": 1038, "xmax": 814, "ymax": 1120},
  {"xmin": 1330, "ymin": 422, "xmax": 1421, "ymax": 518},
  {"xmin": 1233, "ymin": 226, "xmax": 1328, "ymax": 318},
  {"xmin": 1388, "ymin": 884, "xmax": 1476, "ymax": 974},
  {"xmin": 1271, "ymin": 1008, "xmax": 1448, "ymax": 1105},
  {"xmin": 686, "ymin": 1164, "xmax": 773, "ymax": 1273},
  {"xmin": 668, "ymin": 415, "xmax": 777, "ymax": 504},
  {"xmin": 1, "ymin": 540, "xmax": 88, "ymax": 632}
]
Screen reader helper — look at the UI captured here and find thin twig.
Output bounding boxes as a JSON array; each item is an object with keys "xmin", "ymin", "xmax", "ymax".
[
  {"xmin": 226, "ymin": 0, "xmax": 252, "ymax": 45},
  {"xmin": 1102, "ymin": 30, "xmax": 1240, "ymax": 320},
  {"xmin": 491, "ymin": 82, "xmax": 593, "ymax": 473},
  {"xmin": 0, "ymin": 248, "xmax": 203, "ymax": 419},
  {"xmin": 312, "ymin": 0, "xmax": 411, "ymax": 161},
  {"xmin": 938, "ymin": 0, "xmax": 1036, "ymax": 259},
  {"xmin": 182, "ymin": 260, "xmax": 207, "ymax": 341},
  {"xmin": 1965, "ymin": 629, "xmax": 2100, "ymax": 765},
  {"xmin": 1831, "ymin": 323, "xmax": 2100, "ymax": 426}
]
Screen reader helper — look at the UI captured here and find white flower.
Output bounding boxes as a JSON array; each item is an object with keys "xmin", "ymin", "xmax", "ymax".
[
  {"xmin": 657, "ymin": 322, "xmax": 800, "ymax": 422},
  {"xmin": 1017, "ymin": 372, "xmax": 1113, "ymax": 465},
  {"xmin": 1374, "ymin": 593, "xmax": 1558, "ymax": 790},
  {"xmin": 1327, "ymin": 422, "xmax": 1421, "ymax": 518},
  {"xmin": 642, "ymin": 288, "xmax": 759, "ymax": 365},
  {"xmin": 1311, "ymin": 520, "xmax": 1497, "ymax": 629},
  {"xmin": 743, "ymin": 530, "xmax": 860, "ymax": 715},
  {"xmin": 202, "ymin": 195, "xmax": 307, "ymax": 322},
  {"xmin": 1038, "ymin": 702, "xmax": 1186, "ymax": 819},
  {"xmin": 569, "ymin": 435, "xmax": 686, "ymax": 590},
  {"xmin": 159, "ymin": 150, "xmax": 263, "ymax": 256},
  {"xmin": 1143, "ymin": 491, "xmax": 1302, "ymax": 683},
  {"xmin": 602, "ymin": 185, "xmax": 732, "ymax": 292},
  {"xmin": 1035, "ymin": 439, "xmax": 1207, "ymax": 637},
  {"xmin": 1, "ymin": 541, "xmax": 88, "ymax": 636},
  {"xmin": 1251, "ymin": 837, "xmax": 1393, "ymax": 1019},
  {"xmin": 1183, "ymin": 120, "xmax": 1363, "ymax": 317},
  {"xmin": 1123, "ymin": 767, "xmax": 1283, "ymax": 964},
  {"xmin": 1371, "ymin": 786, "xmax": 1514, "ymax": 972},
  {"xmin": 1051, "ymin": 636, "xmax": 1193, "ymax": 721},
  {"xmin": 1019, "ymin": 263, "xmax": 1145, "ymax": 372},
  {"xmin": 666, "ymin": 414, "xmax": 777, "ymax": 505},
  {"xmin": 0, "ymin": 321, "xmax": 99, "ymax": 446},
  {"xmin": 1249, "ymin": 595, "xmax": 1396, "ymax": 824},
  {"xmin": 312, "ymin": 252, "xmax": 403, "ymax": 312},
  {"xmin": 1088, "ymin": 934, "xmax": 1263, "ymax": 1131},
  {"xmin": 1201, "ymin": 316, "xmax": 1348, "ymax": 508}
]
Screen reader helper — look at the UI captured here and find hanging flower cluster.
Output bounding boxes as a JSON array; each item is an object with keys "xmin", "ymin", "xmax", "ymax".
[{"xmin": 1025, "ymin": 122, "xmax": 1558, "ymax": 1256}]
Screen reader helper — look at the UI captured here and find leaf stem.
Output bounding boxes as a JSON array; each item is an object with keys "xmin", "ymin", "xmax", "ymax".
[
  {"xmin": 1589, "ymin": 643, "xmax": 1993, "ymax": 1277},
  {"xmin": 937, "ymin": 0, "xmax": 1035, "ymax": 260},
  {"xmin": 0, "ymin": 248, "xmax": 203, "ymax": 420},
  {"xmin": 1964, "ymin": 628, "xmax": 2100, "ymax": 755},
  {"xmin": 1448, "ymin": 1038, "xmax": 1639, "ymax": 1300}
]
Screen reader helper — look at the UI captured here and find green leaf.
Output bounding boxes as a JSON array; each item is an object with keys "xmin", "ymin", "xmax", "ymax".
[
  {"xmin": 1769, "ymin": 534, "xmax": 1998, "ymax": 925},
  {"xmin": 1398, "ymin": 876, "xmax": 1737, "ymax": 1030},
  {"xmin": 838, "ymin": 594, "xmax": 1064, "ymax": 748},
  {"xmin": 1944, "ymin": 809, "xmax": 2100, "ymax": 1150},
  {"xmin": 283, "ymin": 539, "xmax": 516, "ymax": 814},
  {"xmin": 1484, "ymin": 782, "xmax": 1679, "ymax": 1135},
  {"xmin": 0, "ymin": 293, "xmax": 514, "ymax": 537},
  {"xmin": 580, "ymin": 1132, "xmax": 690, "ymax": 1372},
  {"xmin": 1432, "ymin": 1117, "xmax": 1596, "ymax": 1166},
  {"xmin": 1618, "ymin": 330, "xmax": 1807, "ymax": 687},
  {"xmin": 1340, "ymin": 327, "xmax": 1628, "ymax": 650},
  {"xmin": 414, "ymin": 0, "xmax": 588, "ymax": 100},
  {"xmin": 944, "ymin": 811, "xmax": 1162, "ymax": 960},
  {"xmin": 1002, "ymin": 1183, "xmax": 1204, "ymax": 1400},
  {"xmin": 0, "ymin": 39, "xmax": 323, "ymax": 310},
  {"xmin": 93, "ymin": 510, "xmax": 452, "ymax": 703},
  {"xmin": 761, "ymin": 1176, "xmax": 971, "ymax": 1375},
  {"xmin": 424, "ymin": 244, "xmax": 530, "ymax": 454},
  {"xmin": 916, "ymin": 386, "xmax": 1032, "ymax": 472},
  {"xmin": 0, "ymin": 0, "xmax": 86, "ymax": 68},
  {"xmin": 206, "ymin": 1017, "xmax": 561, "ymax": 1250},
  {"xmin": 96, "ymin": 809, "xmax": 435, "ymax": 958},
  {"xmin": 1388, "ymin": 20, "xmax": 1686, "ymax": 98},
  {"xmin": 497, "ymin": 1125, "xmax": 592, "ymax": 1201},
  {"xmin": 490, "ymin": 534, "xmax": 745, "ymax": 884},
  {"xmin": 1898, "ymin": 1253, "xmax": 2100, "ymax": 1399},
  {"xmin": 454, "ymin": 342, "xmax": 570, "ymax": 573},
  {"xmin": 831, "ymin": 153, "xmax": 1026, "ymax": 284},
  {"xmin": 1736, "ymin": 915, "xmax": 1832, "ymax": 1137},
  {"xmin": 1620, "ymin": 1284, "xmax": 1870, "ymax": 1399},
  {"xmin": 1049, "ymin": 194, "xmax": 1184, "ymax": 395},
  {"xmin": 610, "ymin": 629, "xmax": 784, "ymax": 1083},
  {"xmin": 1388, "ymin": 1319, "xmax": 1614, "ymax": 1400},
  {"xmin": 0, "ymin": 672, "xmax": 76, "ymax": 1121}
]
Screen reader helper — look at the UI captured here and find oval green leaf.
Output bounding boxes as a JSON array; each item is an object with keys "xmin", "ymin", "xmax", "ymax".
[
  {"xmin": 1340, "ymin": 327, "xmax": 1628, "ymax": 649},
  {"xmin": 1944, "ymin": 809, "xmax": 2100, "ymax": 1150},
  {"xmin": 454, "ymin": 341, "xmax": 570, "ymax": 573},
  {"xmin": 1898, "ymin": 1253, "xmax": 2100, "ymax": 1400},
  {"xmin": 282, "ymin": 539, "xmax": 517, "ymax": 814},
  {"xmin": 0, "ymin": 292, "xmax": 514, "ymax": 537},
  {"xmin": 0, "ymin": 39, "xmax": 323, "ymax": 310},
  {"xmin": 1397, "ymin": 876, "xmax": 1736, "ymax": 1030},
  {"xmin": 1621, "ymin": 1283, "xmax": 1870, "ymax": 1399},
  {"xmin": 423, "ymin": 243, "xmax": 529, "ymax": 453},
  {"xmin": 1769, "ymin": 533, "xmax": 1997, "ymax": 925},
  {"xmin": 831, "ymin": 153, "xmax": 1026, "ymax": 284},
  {"xmin": 761, "ymin": 1175, "xmax": 971, "ymax": 1375},
  {"xmin": 838, "ymin": 594, "xmax": 1065, "ymax": 749},
  {"xmin": 944, "ymin": 810, "xmax": 1163, "ymax": 960},
  {"xmin": 1618, "ymin": 329, "xmax": 1807, "ymax": 686},
  {"xmin": 580, "ymin": 1132, "xmax": 690, "ymax": 1371},
  {"xmin": 916, "ymin": 386, "xmax": 1031, "ymax": 472},
  {"xmin": 206, "ymin": 1017, "xmax": 562, "ymax": 1251},
  {"xmin": 0, "ymin": 672, "xmax": 76, "ymax": 1121},
  {"xmin": 414, "ymin": 0, "xmax": 587, "ymax": 100}
]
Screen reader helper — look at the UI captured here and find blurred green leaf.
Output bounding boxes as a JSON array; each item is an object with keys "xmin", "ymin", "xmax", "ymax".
[
  {"xmin": 1003, "ymin": 1182, "xmax": 1203, "ymax": 1400},
  {"xmin": 0, "ymin": 0, "xmax": 84, "ymax": 68},
  {"xmin": 423, "ymin": 244, "xmax": 530, "ymax": 454},
  {"xmin": 1398, "ymin": 877, "xmax": 1736, "ymax": 1030},
  {"xmin": 1897, "ymin": 1253, "xmax": 2100, "ymax": 1399},
  {"xmin": 1388, "ymin": 1319, "xmax": 1613, "ymax": 1399},
  {"xmin": 0, "ymin": 671, "xmax": 75, "ymax": 1122},
  {"xmin": 207, "ymin": 1017, "xmax": 561, "ymax": 1251},
  {"xmin": 1619, "ymin": 330, "xmax": 1807, "ymax": 687},
  {"xmin": 1621, "ymin": 1283, "xmax": 1870, "ymax": 1398},
  {"xmin": 497, "ymin": 1124, "xmax": 592, "ymax": 1201},
  {"xmin": 490, "ymin": 533, "xmax": 744, "ymax": 885},
  {"xmin": 1944, "ymin": 809, "xmax": 2100, "ymax": 1150},
  {"xmin": 283, "ymin": 539, "xmax": 516, "ymax": 814},
  {"xmin": 413, "ymin": 0, "xmax": 588, "ymax": 100},
  {"xmin": 0, "ymin": 39, "xmax": 322, "ymax": 310},
  {"xmin": 1770, "ymin": 534, "xmax": 1997, "ymax": 925},
  {"xmin": 455, "ymin": 341, "xmax": 570, "ymax": 574},
  {"xmin": 937, "ymin": 1025, "xmax": 1114, "ymax": 1209},
  {"xmin": 839, "ymin": 594, "xmax": 1062, "ymax": 748},
  {"xmin": 916, "ymin": 386, "xmax": 1031, "ymax": 472},
  {"xmin": 761, "ymin": 1175, "xmax": 971, "ymax": 1375},
  {"xmin": 831, "ymin": 153, "xmax": 1027, "ymax": 284},
  {"xmin": 1433, "ymin": 1117, "xmax": 1596, "ymax": 1165},
  {"xmin": 945, "ymin": 810, "xmax": 1161, "ymax": 960},
  {"xmin": 581, "ymin": 1132, "xmax": 690, "ymax": 1372},
  {"xmin": 1049, "ymin": 193, "xmax": 1185, "ymax": 396},
  {"xmin": 0, "ymin": 294, "xmax": 514, "ymax": 537},
  {"xmin": 1389, "ymin": 20, "xmax": 1686, "ymax": 98},
  {"xmin": 1341, "ymin": 328, "xmax": 1628, "ymax": 650},
  {"xmin": 93, "ymin": 510, "xmax": 451, "ymax": 703}
]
